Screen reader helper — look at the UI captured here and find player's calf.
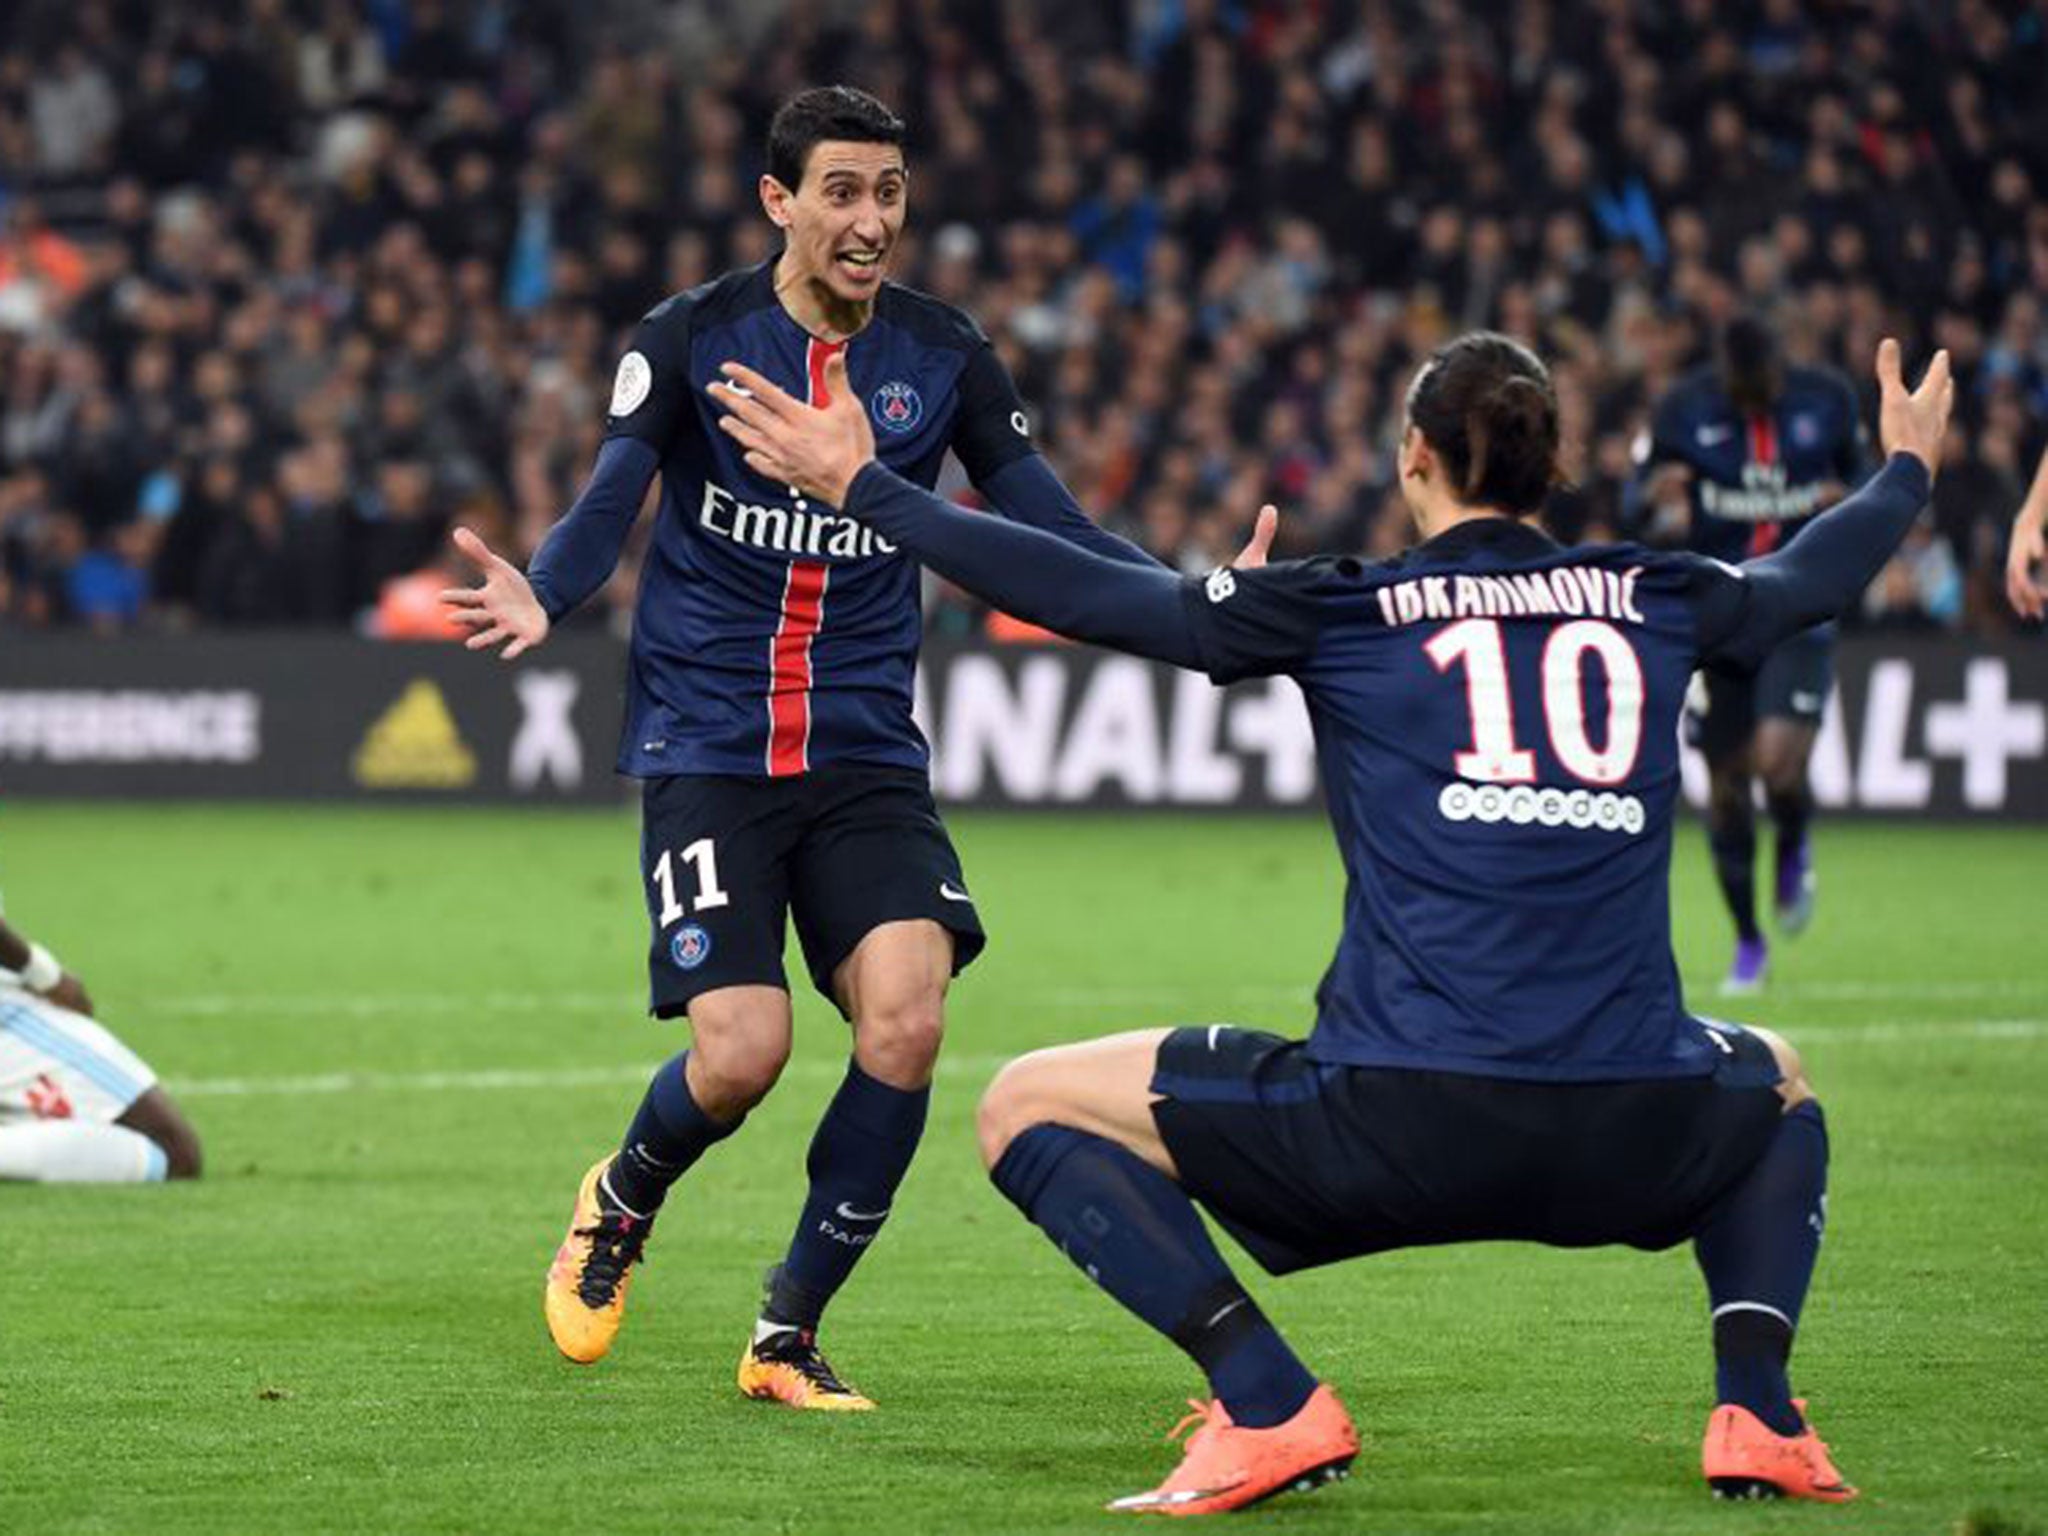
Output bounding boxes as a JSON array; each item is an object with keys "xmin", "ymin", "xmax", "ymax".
[{"xmin": 1692, "ymin": 1042, "xmax": 1832, "ymax": 1470}]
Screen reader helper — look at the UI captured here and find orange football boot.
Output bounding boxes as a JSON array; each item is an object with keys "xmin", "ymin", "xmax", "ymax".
[
  {"xmin": 737, "ymin": 1326, "xmax": 877, "ymax": 1411},
  {"xmin": 544, "ymin": 1158, "xmax": 654, "ymax": 1364},
  {"xmin": 1702, "ymin": 1399, "xmax": 1857, "ymax": 1502},
  {"xmin": 1107, "ymin": 1385, "xmax": 1358, "ymax": 1517}
]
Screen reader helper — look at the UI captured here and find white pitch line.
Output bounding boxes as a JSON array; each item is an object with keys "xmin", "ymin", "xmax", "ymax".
[
  {"xmin": 168, "ymin": 1054, "xmax": 1020, "ymax": 1099},
  {"xmin": 161, "ymin": 1021, "xmax": 2043, "ymax": 1099},
  {"xmin": 143, "ymin": 977, "xmax": 2048, "ymax": 1022}
]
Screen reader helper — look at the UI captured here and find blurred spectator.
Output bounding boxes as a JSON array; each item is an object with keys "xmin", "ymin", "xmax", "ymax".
[{"xmin": 0, "ymin": 0, "xmax": 2042, "ymax": 643}]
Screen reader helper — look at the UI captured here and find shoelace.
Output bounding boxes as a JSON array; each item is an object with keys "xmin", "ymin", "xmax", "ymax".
[
  {"xmin": 573, "ymin": 1212, "xmax": 647, "ymax": 1307},
  {"xmin": 1166, "ymin": 1399, "xmax": 1225, "ymax": 1446}
]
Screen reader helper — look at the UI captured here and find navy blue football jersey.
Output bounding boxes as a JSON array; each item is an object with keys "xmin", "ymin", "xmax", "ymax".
[
  {"xmin": 1638, "ymin": 364, "xmax": 1870, "ymax": 563},
  {"xmin": 592, "ymin": 262, "xmax": 1035, "ymax": 778},
  {"xmin": 1181, "ymin": 520, "xmax": 1753, "ymax": 1082}
]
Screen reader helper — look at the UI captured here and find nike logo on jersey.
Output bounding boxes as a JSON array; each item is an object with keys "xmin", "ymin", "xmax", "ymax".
[
  {"xmin": 1695, "ymin": 423, "xmax": 1735, "ymax": 446},
  {"xmin": 939, "ymin": 881, "xmax": 973, "ymax": 903},
  {"xmin": 1791, "ymin": 691, "xmax": 1824, "ymax": 713},
  {"xmin": 834, "ymin": 1202, "xmax": 890, "ymax": 1222}
]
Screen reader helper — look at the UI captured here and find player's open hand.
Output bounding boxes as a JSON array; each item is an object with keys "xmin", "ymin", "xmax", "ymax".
[
  {"xmin": 711, "ymin": 352, "xmax": 875, "ymax": 509},
  {"xmin": 1875, "ymin": 337, "xmax": 1952, "ymax": 480},
  {"xmin": 441, "ymin": 526, "xmax": 550, "ymax": 659},
  {"xmin": 2006, "ymin": 505, "xmax": 2047, "ymax": 621},
  {"xmin": 1231, "ymin": 504, "xmax": 1279, "ymax": 569}
]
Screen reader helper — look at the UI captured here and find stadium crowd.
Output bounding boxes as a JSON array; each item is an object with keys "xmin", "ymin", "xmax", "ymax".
[{"xmin": 0, "ymin": 0, "xmax": 2043, "ymax": 639}]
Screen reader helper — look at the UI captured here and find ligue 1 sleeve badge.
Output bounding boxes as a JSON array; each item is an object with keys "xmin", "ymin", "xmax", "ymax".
[
  {"xmin": 871, "ymin": 380, "xmax": 923, "ymax": 434},
  {"xmin": 670, "ymin": 923, "xmax": 713, "ymax": 970}
]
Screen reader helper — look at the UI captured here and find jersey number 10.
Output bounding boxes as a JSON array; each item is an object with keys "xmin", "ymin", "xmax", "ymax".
[{"xmin": 1425, "ymin": 617, "xmax": 1645, "ymax": 786}]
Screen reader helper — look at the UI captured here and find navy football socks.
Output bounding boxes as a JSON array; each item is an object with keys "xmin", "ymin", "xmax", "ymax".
[
  {"xmin": 606, "ymin": 1051, "xmax": 740, "ymax": 1216},
  {"xmin": 1694, "ymin": 1100, "xmax": 1830, "ymax": 1436},
  {"xmin": 1768, "ymin": 787, "xmax": 1812, "ymax": 893},
  {"xmin": 764, "ymin": 1060, "xmax": 929, "ymax": 1330},
  {"xmin": 991, "ymin": 1123, "xmax": 1316, "ymax": 1429},
  {"xmin": 1708, "ymin": 810, "xmax": 1762, "ymax": 942}
]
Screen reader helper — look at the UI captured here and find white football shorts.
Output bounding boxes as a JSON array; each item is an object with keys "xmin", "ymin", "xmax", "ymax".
[{"xmin": 0, "ymin": 983, "xmax": 158, "ymax": 1124}]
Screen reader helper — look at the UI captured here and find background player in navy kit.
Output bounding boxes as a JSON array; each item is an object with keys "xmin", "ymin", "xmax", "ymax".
[
  {"xmin": 714, "ymin": 332, "xmax": 1950, "ymax": 1513},
  {"xmin": 443, "ymin": 87, "xmax": 1271, "ymax": 1408},
  {"xmin": 1636, "ymin": 317, "xmax": 1871, "ymax": 993}
]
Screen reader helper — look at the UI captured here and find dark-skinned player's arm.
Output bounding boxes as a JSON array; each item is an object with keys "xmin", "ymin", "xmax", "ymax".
[
  {"xmin": 1694, "ymin": 340, "xmax": 1951, "ymax": 671},
  {"xmin": 711, "ymin": 354, "xmax": 1207, "ymax": 668},
  {"xmin": 951, "ymin": 342, "xmax": 1278, "ymax": 571},
  {"xmin": 0, "ymin": 911, "xmax": 95, "ymax": 1016},
  {"xmin": 443, "ymin": 312, "xmax": 689, "ymax": 658}
]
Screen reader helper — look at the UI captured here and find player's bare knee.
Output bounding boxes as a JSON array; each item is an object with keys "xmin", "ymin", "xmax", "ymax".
[
  {"xmin": 854, "ymin": 995, "xmax": 945, "ymax": 1086},
  {"xmin": 1757, "ymin": 754, "xmax": 1804, "ymax": 799},
  {"xmin": 1747, "ymin": 1024, "xmax": 1815, "ymax": 1107},
  {"xmin": 976, "ymin": 1051, "xmax": 1054, "ymax": 1170},
  {"xmin": 691, "ymin": 1029, "xmax": 790, "ymax": 1114}
]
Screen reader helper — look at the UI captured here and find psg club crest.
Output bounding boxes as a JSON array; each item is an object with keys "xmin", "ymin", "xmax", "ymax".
[
  {"xmin": 871, "ymin": 380, "xmax": 923, "ymax": 434},
  {"xmin": 670, "ymin": 923, "xmax": 713, "ymax": 970}
]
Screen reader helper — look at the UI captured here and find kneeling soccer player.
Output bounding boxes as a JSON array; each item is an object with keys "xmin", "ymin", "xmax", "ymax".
[
  {"xmin": 710, "ymin": 331, "xmax": 1952, "ymax": 1512},
  {"xmin": 0, "ymin": 904, "xmax": 202, "ymax": 1183}
]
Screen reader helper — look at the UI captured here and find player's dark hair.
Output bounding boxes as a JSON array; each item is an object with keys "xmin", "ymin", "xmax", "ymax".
[
  {"xmin": 1405, "ymin": 331, "xmax": 1560, "ymax": 516},
  {"xmin": 1718, "ymin": 314, "xmax": 1782, "ymax": 417},
  {"xmin": 767, "ymin": 86, "xmax": 906, "ymax": 192}
]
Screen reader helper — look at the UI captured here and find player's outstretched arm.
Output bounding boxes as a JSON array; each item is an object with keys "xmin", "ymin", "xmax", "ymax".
[
  {"xmin": 712, "ymin": 355, "xmax": 1205, "ymax": 667},
  {"xmin": 441, "ymin": 437, "xmax": 661, "ymax": 658},
  {"xmin": 1705, "ymin": 340, "xmax": 1950, "ymax": 664},
  {"xmin": 974, "ymin": 455, "xmax": 1278, "ymax": 572},
  {"xmin": 2003, "ymin": 445, "xmax": 2048, "ymax": 621}
]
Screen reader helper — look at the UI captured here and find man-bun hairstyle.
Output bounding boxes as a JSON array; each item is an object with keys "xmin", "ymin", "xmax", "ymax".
[{"xmin": 1405, "ymin": 332, "xmax": 1561, "ymax": 516}]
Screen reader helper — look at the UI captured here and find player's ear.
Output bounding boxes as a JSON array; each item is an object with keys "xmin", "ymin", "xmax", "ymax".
[
  {"xmin": 760, "ymin": 174, "xmax": 793, "ymax": 229},
  {"xmin": 1399, "ymin": 424, "xmax": 1427, "ymax": 482}
]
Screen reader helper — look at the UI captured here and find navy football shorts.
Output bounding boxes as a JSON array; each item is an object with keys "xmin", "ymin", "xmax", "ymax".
[
  {"xmin": 638, "ymin": 764, "xmax": 985, "ymax": 1019},
  {"xmin": 1687, "ymin": 623, "xmax": 1834, "ymax": 763},
  {"xmin": 1148, "ymin": 1021, "xmax": 1785, "ymax": 1276}
]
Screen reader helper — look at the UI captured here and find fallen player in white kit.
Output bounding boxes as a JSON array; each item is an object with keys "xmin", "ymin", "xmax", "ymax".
[{"xmin": 0, "ymin": 899, "xmax": 201, "ymax": 1183}]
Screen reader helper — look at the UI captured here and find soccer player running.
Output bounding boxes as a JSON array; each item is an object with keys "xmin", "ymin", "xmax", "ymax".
[
  {"xmin": 1636, "ymin": 317, "xmax": 1871, "ymax": 993},
  {"xmin": 443, "ymin": 86, "xmax": 1269, "ymax": 1408},
  {"xmin": 1, "ymin": 899, "xmax": 202, "ymax": 1183},
  {"xmin": 714, "ymin": 332, "xmax": 1949, "ymax": 1511}
]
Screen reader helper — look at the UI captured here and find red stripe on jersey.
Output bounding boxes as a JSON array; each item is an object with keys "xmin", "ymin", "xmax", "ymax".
[
  {"xmin": 763, "ymin": 337, "xmax": 846, "ymax": 777},
  {"xmin": 767, "ymin": 560, "xmax": 829, "ymax": 775},
  {"xmin": 808, "ymin": 336, "xmax": 845, "ymax": 406},
  {"xmin": 1746, "ymin": 413, "xmax": 1782, "ymax": 558}
]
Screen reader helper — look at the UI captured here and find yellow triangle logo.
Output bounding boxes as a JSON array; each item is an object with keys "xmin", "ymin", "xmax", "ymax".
[{"xmin": 352, "ymin": 679, "xmax": 478, "ymax": 789}]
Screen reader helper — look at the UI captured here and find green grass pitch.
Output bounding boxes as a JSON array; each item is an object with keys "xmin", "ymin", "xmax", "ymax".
[{"xmin": 2, "ymin": 803, "xmax": 2044, "ymax": 1534}]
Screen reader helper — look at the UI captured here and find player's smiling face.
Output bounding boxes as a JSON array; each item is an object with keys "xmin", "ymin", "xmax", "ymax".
[{"xmin": 765, "ymin": 141, "xmax": 908, "ymax": 310}]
